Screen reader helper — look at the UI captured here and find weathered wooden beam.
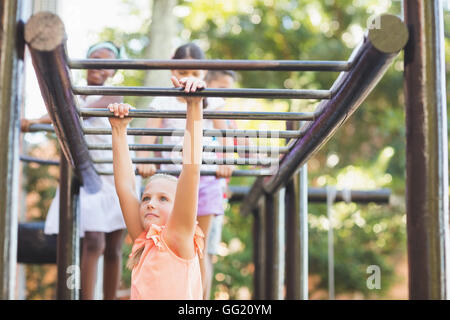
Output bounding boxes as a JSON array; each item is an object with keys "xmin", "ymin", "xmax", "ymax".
[
  {"xmin": 230, "ymin": 186, "xmax": 391, "ymax": 204},
  {"xmin": 24, "ymin": 12, "xmax": 101, "ymax": 193},
  {"xmin": 0, "ymin": 0, "xmax": 23, "ymax": 300}
]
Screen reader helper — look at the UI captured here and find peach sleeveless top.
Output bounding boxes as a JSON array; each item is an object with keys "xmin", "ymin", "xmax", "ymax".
[{"xmin": 129, "ymin": 223, "xmax": 205, "ymax": 300}]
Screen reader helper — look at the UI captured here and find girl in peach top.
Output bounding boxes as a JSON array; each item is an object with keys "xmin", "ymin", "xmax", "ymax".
[{"xmin": 108, "ymin": 76, "xmax": 206, "ymax": 299}]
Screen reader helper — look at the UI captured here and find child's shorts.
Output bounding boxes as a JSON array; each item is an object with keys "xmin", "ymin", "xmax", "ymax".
[{"xmin": 197, "ymin": 176, "xmax": 224, "ymax": 216}]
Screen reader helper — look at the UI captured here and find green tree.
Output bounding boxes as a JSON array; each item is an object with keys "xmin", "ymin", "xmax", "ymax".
[{"xmin": 179, "ymin": 0, "xmax": 406, "ymax": 298}]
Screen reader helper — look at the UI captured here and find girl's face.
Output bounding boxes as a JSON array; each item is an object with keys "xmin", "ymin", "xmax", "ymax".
[
  {"xmin": 139, "ymin": 178, "xmax": 177, "ymax": 230},
  {"xmin": 86, "ymin": 48, "xmax": 116, "ymax": 86},
  {"xmin": 171, "ymin": 65, "xmax": 206, "ymax": 82},
  {"xmin": 207, "ymin": 75, "xmax": 235, "ymax": 89}
]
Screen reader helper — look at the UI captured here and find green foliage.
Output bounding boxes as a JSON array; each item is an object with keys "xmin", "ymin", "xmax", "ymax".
[
  {"xmin": 22, "ymin": 135, "xmax": 60, "ymax": 222},
  {"xmin": 121, "ymin": 242, "xmax": 133, "ymax": 289},
  {"xmin": 21, "ymin": 135, "xmax": 60, "ymax": 299},
  {"xmin": 210, "ymin": 201, "xmax": 254, "ymax": 299}
]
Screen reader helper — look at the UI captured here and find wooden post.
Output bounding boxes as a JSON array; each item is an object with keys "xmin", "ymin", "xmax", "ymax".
[
  {"xmin": 0, "ymin": 0, "xmax": 23, "ymax": 300},
  {"xmin": 404, "ymin": 0, "xmax": 450, "ymax": 299},
  {"xmin": 264, "ymin": 191, "xmax": 284, "ymax": 299},
  {"xmin": 253, "ymin": 198, "xmax": 266, "ymax": 299},
  {"xmin": 285, "ymin": 166, "xmax": 308, "ymax": 300},
  {"xmin": 56, "ymin": 155, "xmax": 81, "ymax": 300}
]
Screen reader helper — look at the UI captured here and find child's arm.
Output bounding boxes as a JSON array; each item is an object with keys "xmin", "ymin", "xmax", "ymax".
[
  {"xmin": 108, "ymin": 103, "xmax": 144, "ymax": 241},
  {"xmin": 20, "ymin": 115, "xmax": 52, "ymax": 132},
  {"xmin": 21, "ymin": 96, "xmax": 123, "ymax": 132},
  {"xmin": 166, "ymin": 76, "xmax": 205, "ymax": 242},
  {"xmin": 212, "ymin": 117, "xmax": 235, "ymax": 178},
  {"xmin": 135, "ymin": 117, "xmax": 162, "ymax": 177}
]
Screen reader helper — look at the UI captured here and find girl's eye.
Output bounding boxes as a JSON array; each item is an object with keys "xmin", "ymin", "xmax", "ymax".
[
  {"xmin": 142, "ymin": 196, "xmax": 150, "ymax": 202},
  {"xmin": 160, "ymin": 196, "xmax": 168, "ymax": 202}
]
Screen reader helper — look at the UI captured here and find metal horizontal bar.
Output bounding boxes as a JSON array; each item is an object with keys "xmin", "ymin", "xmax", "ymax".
[
  {"xmin": 97, "ymin": 168, "xmax": 273, "ymax": 177},
  {"xmin": 228, "ymin": 186, "xmax": 390, "ymax": 204},
  {"xmin": 69, "ymin": 59, "xmax": 352, "ymax": 72},
  {"xmin": 308, "ymin": 188, "xmax": 391, "ymax": 204},
  {"xmin": 27, "ymin": 124, "xmax": 303, "ymax": 139},
  {"xmin": 82, "ymin": 127, "xmax": 303, "ymax": 139},
  {"xmin": 241, "ymin": 14, "xmax": 409, "ymax": 214},
  {"xmin": 26, "ymin": 123, "xmax": 56, "ymax": 133},
  {"xmin": 20, "ymin": 155, "xmax": 59, "ymax": 166},
  {"xmin": 87, "ymin": 143, "xmax": 289, "ymax": 154},
  {"xmin": 79, "ymin": 108, "xmax": 317, "ymax": 121},
  {"xmin": 73, "ymin": 86, "xmax": 332, "ymax": 100},
  {"xmin": 92, "ymin": 157, "xmax": 279, "ymax": 166}
]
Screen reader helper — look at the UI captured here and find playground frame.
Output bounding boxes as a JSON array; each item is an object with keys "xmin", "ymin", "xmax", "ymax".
[{"xmin": 1, "ymin": 0, "xmax": 448, "ymax": 300}]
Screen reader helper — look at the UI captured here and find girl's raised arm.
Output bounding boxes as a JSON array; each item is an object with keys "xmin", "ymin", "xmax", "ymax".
[
  {"xmin": 166, "ymin": 77, "xmax": 205, "ymax": 241},
  {"xmin": 108, "ymin": 104, "xmax": 144, "ymax": 241}
]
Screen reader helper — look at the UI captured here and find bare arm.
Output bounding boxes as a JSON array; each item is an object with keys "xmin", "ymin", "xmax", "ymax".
[
  {"xmin": 135, "ymin": 117, "xmax": 162, "ymax": 177},
  {"xmin": 212, "ymin": 118, "xmax": 231, "ymax": 147},
  {"xmin": 109, "ymin": 104, "xmax": 143, "ymax": 241},
  {"xmin": 213, "ymin": 117, "xmax": 235, "ymax": 178},
  {"xmin": 20, "ymin": 114, "xmax": 52, "ymax": 132},
  {"xmin": 166, "ymin": 77, "xmax": 205, "ymax": 241}
]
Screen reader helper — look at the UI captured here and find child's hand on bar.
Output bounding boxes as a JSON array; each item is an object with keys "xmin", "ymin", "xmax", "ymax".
[
  {"xmin": 171, "ymin": 76, "xmax": 206, "ymax": 104},
  {"xmin": 108, "ymin": 103, "xmax": 134, "ymax": 129}
]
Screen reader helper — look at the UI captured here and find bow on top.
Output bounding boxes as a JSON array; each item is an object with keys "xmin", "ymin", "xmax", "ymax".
[{"xmin": 130, "ymin": 223, "xmax": 205, "ymax": 259}]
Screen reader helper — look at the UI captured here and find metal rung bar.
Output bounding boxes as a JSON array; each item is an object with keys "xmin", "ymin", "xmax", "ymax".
[
  {"xmin": 26, "ymin": 124, "xmax": 56, "ymax": 133},
  {"xmin": 73, "ymin": 86, "xmax": 332, "ymax": 100},
  {"xmin": 19, "ymin": 155, "xmax": 275, "ymax": 176},
  {"xmin": 79, "ymin": 108, "xmax": 317, "ymax": 121},
  {"xmin": 69, "ymin": 59, "xmax": 353, "ymax": 72},
  {"xmin": 26, "ymin": 123, "xmax": 302, "ymax": 139},
  {"xmin": 92, "ymin": 157, "xmax": 280, "ymax": 166},
  {"xmin": 20, "ymin": 155, "xmax": 59, "ymax": 166},
  {"xmin": 87, "ymin": 143, "xmax": 289, "ymax": 154},
  {"xmin": 82, "ymin": 127, "xmax": 303, "ymax": 139},
  {"xmin": 97, "ymin": 168, "xmax": 273, "ymax": 177}
]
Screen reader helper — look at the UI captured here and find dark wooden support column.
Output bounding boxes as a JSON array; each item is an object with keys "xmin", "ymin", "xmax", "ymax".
[
  {"xmin": 404, "ymin": 0, "xmax": 450, "ymax": 299},
  {"xmin": 253, "ymin": 198, "xmax": 266, "ymax": 299},
  {"xmin": 0, "ymin": 0, "xmax": 23, "ymax": 300},
  {"xmin": 252, "ymin": 208, "xmax": 262, "ymax": 300},
  {"xmin": 56, "ymin": 155, "xmax": 81, "ymax": 300},
  {"xmin": 285, "ymin": 166, "xmax": 308, "ymax": 300},
  {"xmin": 264, "ymin": 191, "xmax": 284, "ymax": 299}
]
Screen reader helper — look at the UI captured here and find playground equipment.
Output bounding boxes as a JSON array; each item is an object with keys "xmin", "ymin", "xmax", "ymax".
[{"xmin": 1, "ymin": 0, "xmax": 448, "ymax": 300}]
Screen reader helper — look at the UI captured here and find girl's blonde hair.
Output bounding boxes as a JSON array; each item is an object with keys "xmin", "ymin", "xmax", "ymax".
[{"xmin": 126, "ymin": 173, "xmax": 178, "ymax": 270}]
